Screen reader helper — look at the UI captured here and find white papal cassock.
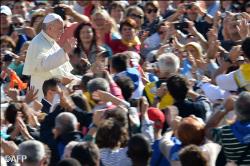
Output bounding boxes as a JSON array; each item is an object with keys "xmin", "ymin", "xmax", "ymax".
[{"xmin": 23, "ymin": 30, "xmax": 76, "ymax": 100}]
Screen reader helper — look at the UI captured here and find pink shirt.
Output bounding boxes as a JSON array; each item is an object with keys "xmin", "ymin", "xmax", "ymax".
[{"xmin": 58, "ymin": 22, "xmax": 79, "ymax": 46}]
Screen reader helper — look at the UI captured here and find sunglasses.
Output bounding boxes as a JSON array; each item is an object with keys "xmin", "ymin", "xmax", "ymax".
[
  {"xmin": 146, "ymin": 8, "xmax": 158, "ymax": 14},
  {"xmin": 129, "ymin": 13, "xmax": 143, "ymax": 19},
  {"xmin": 13, "ymin": 23, "xmax": 24, "ymax": 27}
]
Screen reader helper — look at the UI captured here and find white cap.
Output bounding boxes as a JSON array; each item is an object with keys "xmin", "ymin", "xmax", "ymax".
[
  {"xmin": 43, "ymin": 13, "xmax": 63, "ymax": 24},
  {"xmin": 0, "ymin": 6, "xmax": 12, "ymax": 16}
]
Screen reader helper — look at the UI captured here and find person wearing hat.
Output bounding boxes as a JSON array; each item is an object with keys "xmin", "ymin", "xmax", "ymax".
[
  {"xmin": 23, "ymin": 13, "xmax": 77, "ymax": 100},
  {"xmin": 0, "ymin": 5, "xmax": 13, "ymax": 36}
]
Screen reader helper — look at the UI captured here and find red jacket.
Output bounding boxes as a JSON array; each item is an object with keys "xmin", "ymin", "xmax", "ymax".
[{"xmin": 104, "ymin": 33, "xmax": 141, "ymax": 54}]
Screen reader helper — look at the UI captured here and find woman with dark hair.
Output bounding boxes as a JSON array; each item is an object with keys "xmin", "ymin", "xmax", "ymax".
[
  {"xmin": 72, "ymin": 22, "xmax": 108, "ymax": 74},
  {"xmin": 141, "ymin": 1, "xmax": 163, "ymax": 37},
  {"xmin": 74, "ymin": 22, "xmax": 107, "ymax": 64},
  {"xmin": 4, "ymin": 103, "xmax": 39, "ymax": 144}
]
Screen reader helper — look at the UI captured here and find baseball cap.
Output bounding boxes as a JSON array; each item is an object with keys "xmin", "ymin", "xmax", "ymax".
[
  {"xmin": 148, "ymin": 107, "xmax": 165, "ymax": 129},
  {"xmin": 0, "ymin": 6, "xmax": 12, "ymax": 16}
]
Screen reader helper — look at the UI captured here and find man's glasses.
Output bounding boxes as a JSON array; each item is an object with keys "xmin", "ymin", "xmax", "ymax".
[
  {"xmin": 129, "ymin": 13, "xmax": 143, "ymax": 20},
  {"xmin": 146, "ymin": 8, "xmax": 158, "ymax": 14}
]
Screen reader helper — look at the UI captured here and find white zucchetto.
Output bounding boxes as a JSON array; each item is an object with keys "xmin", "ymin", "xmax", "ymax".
[{"xmin": 43, "ymin": 13, "xmax": 63, "ymax": 24}]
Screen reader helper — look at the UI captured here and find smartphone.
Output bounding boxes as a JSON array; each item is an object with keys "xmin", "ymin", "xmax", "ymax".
[
  {"xmin": 72, "ymin": 85, "xmax": 81, "ymax": 90},
  {"xmin": 14, "ymin": 28, "xmax": 25, "ymax": 34},
  {"xmin": 54, "ymin": 6, "xmax": 66, "ymax": 20},
  {"xmin": 174, "ymin": 22, "xmax": 189, "ymax": 30},
  {"xmin": 221, "ymin": 52, "xmax": 232, "ymax": 63}
]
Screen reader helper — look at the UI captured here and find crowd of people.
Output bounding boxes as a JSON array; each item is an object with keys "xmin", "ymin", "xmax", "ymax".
[{"xmin": 0, "ymin": 0, "xmax": 250, "ymax": 166}]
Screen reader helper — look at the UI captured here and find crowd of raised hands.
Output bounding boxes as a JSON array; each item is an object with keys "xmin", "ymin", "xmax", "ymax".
[{"xmin": 1, "ymin": 1, "xmax": 250, "ymax": 166}]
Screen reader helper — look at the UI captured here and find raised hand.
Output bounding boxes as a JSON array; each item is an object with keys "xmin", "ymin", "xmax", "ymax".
[
  {"xmin": 62, "ymin": 37, "xmax": 77, "ymax": 54},
  {"xmin": 139, "ymin": 96, "xmax": 149, "ymax": 116},
  {"xmin": 228, "ymin": 45, "xmax": 241, "ymax": 63},
  {"xmin": 236, "ymin": 19, "xmax": 250, "ymax": 40},
  {"xmin": 25, "ymin": 86, "xmax": 38, "ymax": 104},
  {"xmin": 6, "ymin": 88, "xmax": 19, "ymax": 101}
]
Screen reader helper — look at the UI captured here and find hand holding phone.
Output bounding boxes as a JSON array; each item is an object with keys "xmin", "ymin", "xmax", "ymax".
[
  {"xmin": 174, "ymin": 22, "xmax": 189, "ymax": 30},
  {"xmin": 14, "ymin": 28, "xmax": 25, "ymax": 35}
]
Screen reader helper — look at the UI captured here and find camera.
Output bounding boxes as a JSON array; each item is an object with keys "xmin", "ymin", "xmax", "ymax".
[
  {"xmin": 174, "ymin": 22, "xmax": 189, "ymax": 30},
  {"xmin": 3, "ymin": 54, "xmax": 13, "ymax": 62},
  {"xmin": 54, "ymin": 6, "xmax": 66, "ymax": 20},
  {"xmin": 14, "ymin": 27, "xmax": 25, "ymax": 35},
  {"xmin": 185, "ymin": 4, "xmax": 192, "ymax": 10},
  {"xmin": 221, "ymin": 52, "xmax": 232, "ymax": 63}
]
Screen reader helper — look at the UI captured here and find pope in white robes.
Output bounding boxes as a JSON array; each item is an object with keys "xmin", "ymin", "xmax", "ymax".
[{"xmin": 23, "ymin": 13, "xmax": 77, "ymax": 100}]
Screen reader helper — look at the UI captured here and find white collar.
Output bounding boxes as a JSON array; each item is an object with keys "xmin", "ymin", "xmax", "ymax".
[{"xmin": 41, "ymin": 30, "xmax": 55, "ymax": 44}]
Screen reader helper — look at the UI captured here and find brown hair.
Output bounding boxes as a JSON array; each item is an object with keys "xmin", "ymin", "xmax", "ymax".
[
  {"xmin": 144, "ymin": 1, "xmax": 159, "ymax": 10},
  {"xmin": 179, "ymin": 144, "xmax": 208, "ymax": 166},
  {"xmin": 30, "ymin": 13, "xmax": 46, "ymax": 27},
  {"xmin": 0, "ymin": 35, "xmax": 16, "ymax": 50},
  {"xmin": 109, "ymin": 1, "xmax": 126, "ymax": 13},
  {"xmin": 96, "ymin": 118, "xmax": 128, "ymax": 149},
  {"xmin": 119, "ymin": 18, "xmax": 138, "ymax": 32},
  {"xmin": 177, "ymin": 117, "xmax": 205, "ymax": 146},
  {"xmin": 5, "ymin": 102, "xmax": 29, "ymax": 124},
  {"xmin": 30, "ymin": 13, "xmax": 45, "ymax": 33}
]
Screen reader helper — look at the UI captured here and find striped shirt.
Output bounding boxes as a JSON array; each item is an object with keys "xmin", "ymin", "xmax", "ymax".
[
  {"xmin": 212, "ymin": 125, "xmax": 250, "ymax": 165},
  {"xmin": 100, "ymin": 147, "xmax": 132, "ymax": 166}
]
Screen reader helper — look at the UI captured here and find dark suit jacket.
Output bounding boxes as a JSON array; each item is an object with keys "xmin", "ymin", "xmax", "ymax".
[{"xmin": 41, "ymin": 98, "xmax": 51, "ymax": 114}]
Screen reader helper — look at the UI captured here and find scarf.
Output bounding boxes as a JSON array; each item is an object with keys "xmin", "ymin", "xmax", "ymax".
[
  {"xmin": 121, "ymin": 36, "xmax": 141, "ymax": 48},
  {"xmin": 231, "ymin": 121, "xmax": 250, "ymax": 144}
]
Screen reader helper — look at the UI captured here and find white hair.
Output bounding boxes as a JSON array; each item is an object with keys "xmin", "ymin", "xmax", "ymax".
[
  {"xmin": 157, "ymin": 53, "xmax": 180, "ymax": 74},
  {"xmin": 55, "ymin": 112, "xmax": 78, "ymax": 134},
  {"xmin": 235, "ymin": 92, "xmax": 250, "ymax": 121},
  {"xmin": 18, "ymin": 140, "xmax": 46, "ymax": 165}
]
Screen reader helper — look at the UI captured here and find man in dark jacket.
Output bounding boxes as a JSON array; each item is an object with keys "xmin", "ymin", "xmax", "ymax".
[{"xmin": 167, "ymin": 74, "xmax": 212, "ymax": 121}]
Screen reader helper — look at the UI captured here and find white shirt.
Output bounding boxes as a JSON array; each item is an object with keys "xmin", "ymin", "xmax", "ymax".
[
  {"xmin": 23, "ymin": 31, "xmax": 75, "ymax": 100},
  {"xmin": 215, "ymin": 71, "xmax": 238, "ymax": 91}
]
